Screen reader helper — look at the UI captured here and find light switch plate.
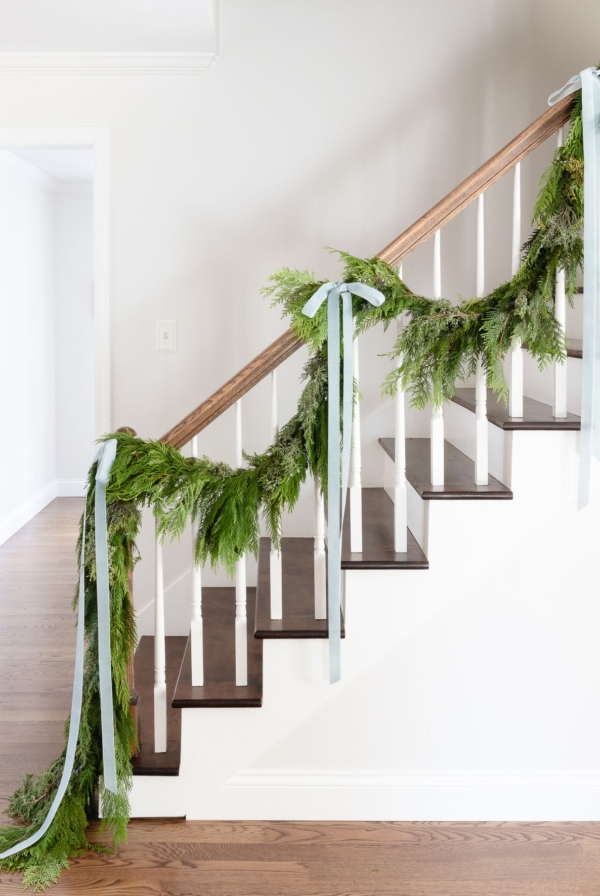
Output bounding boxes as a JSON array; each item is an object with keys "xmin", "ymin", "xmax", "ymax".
[{"xmin": 156, "ymin": 320, "xmax": 177, "ymax": 352}]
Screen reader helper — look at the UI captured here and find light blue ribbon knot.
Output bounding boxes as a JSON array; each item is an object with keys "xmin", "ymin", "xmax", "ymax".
[
  {"xmin": 303, "ymin": 280, "xmax": 385, "ymax": 683},
  {"xmin": 0, "ymin": 439, "xmax": 119, "ymax": 861},
  {"xmin": 549, "ymin": 68, "xmax": 600, "ymax": 507}
]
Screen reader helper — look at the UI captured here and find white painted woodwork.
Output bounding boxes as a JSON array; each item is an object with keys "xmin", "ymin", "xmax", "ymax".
[
  {"xmin": 430, "ymin": 230, "xmax": 444, "ymax": 486},
  {"xmin": 154, "ymin": 518, "xmax": 167, "ymax": 753},
  {"xmin": 314, "ymin": 477, "xmax": 327, "ymax": 620},
  {"xmin": 475, "ymin": 193, "xmax": 489, "ymax": 485},
  {"xmin": 394, "ymin": 263, "xmax": 408, "ymax": 553},
  {"xmin": 270, "ymin": 370, "xmax": 283, "ymax": 619},
  {"xmin": 475, "ymin": 358, "xmax": 489, "ymax": 485},
  {"xmin": 190, "ymin": 435, "xmax": 204, "ymax": 687},
  {"xmin": 349, "ymin": 321, "xmax": 363, "ymax": 553},
  {"xmin": 509, "ymin": 162, "xmax": 524, "ymax": 418},
  {"xmin": 235, "ymin": 399, "xmax": 248, "ymax": 686},
  {"xmin": 553, "ymin": 128, "xmax": 568, "ymax": 419}
]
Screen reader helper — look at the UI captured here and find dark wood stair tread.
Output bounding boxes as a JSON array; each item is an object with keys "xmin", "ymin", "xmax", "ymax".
[
  {"xmin": 131, "ymin": 635, "xmax": 187, "ymax": 776},
  {"xmin": 567, "ymin": 338, "xmax": 582, "ymax": 359},
  {"xmin": 172, "ymin": 587, "xmax": 262, "ymax": 708},
  {"xmin": 341, "ymin": 488, "xmax": 428, "ymax": 569},
  {"xmin": 451, "ymin": 389, "xmax": 581, "ymax": 430},
  {"xmin": 379, "ymin": 438, "xmax": 513, "ymax": 500},
  {"xmin": 255, "ymin": 537, "xmax": 345, "ymax": 639}
]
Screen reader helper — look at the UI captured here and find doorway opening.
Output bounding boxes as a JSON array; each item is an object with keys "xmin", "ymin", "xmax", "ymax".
[{"xmin": 0, "ymin": 130, "xmax": 109, "ymax": 544}]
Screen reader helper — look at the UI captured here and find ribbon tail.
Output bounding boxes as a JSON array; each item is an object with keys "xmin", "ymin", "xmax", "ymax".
[
  {"xmin": 327, "ymin": 289, "xmax": 342, "ymax": 684},
  {"xmin": 0, "ymin": 508, "xmax": 89, "ymax": 860},
  {"xmin": 95, "ymin": 439, "xmax": 118, "ymax": 794},
  {"xmin": 578, "ymin": 69, "xmax": 600, "ymax": 509}
]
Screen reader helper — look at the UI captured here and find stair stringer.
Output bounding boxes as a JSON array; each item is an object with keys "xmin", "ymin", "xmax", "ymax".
[{"xmin": 130, "ymin": 429, "xmax": 600, "ymax": 820}]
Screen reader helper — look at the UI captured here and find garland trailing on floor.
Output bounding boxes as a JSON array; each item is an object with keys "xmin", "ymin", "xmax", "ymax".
[{"xmin": 0, "ymin": 95, "xmax": 584, "ymax": 891}]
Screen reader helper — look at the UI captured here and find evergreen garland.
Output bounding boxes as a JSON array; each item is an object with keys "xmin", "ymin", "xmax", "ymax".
[{"xmin": 0, "ymin": 95, "xmax": 584, "ymax": 891}]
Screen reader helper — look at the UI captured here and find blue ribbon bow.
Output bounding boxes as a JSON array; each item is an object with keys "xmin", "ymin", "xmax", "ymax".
[
  {"xmin": 303, "ymin": 280, "xmax": 385, "ymax": 683},
  {"xmin": 550, "ymin": 68, "xmax": 600, "ymax": 507},
  {"xmin": 0, "ymin": 439, "xmax": 119, "ymax": 861}
]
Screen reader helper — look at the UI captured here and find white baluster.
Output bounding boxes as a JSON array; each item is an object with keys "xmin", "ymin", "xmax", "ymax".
[
  {"xmin": 349, "ymin": 321, "xmax": 363, "ymax": 552},
  {"xmin": 475, "ymin": 193, "xmax": 489, "ymax": 485},
  {"xmin": 269, "ymin": 370, "xmax": 283, "ymax": 618},
  {"xmin": 235, "ymin": 399, "xmax": 248, "ymax": 686},
  {"xmin": 509, "ymin": 161, "xmax": 524, "ymax": 418},
  {"xmin": 154, "ymin": 518, "xmax": 167, "ymax": 752},
  {"xmin": 314, "ymin": 477, "xmax": 327, "ymax": 620},
  {"xmin": 190, "ymin": 436, "xmax": 204, "ymax": 686},
  {"xmin": 430, "ymin": 229, "xmax": 444, "ymax": 485},
  {"xmin": 394, "ymin": 262, "xmax": 408, "ymax": 553},
  {"xmin": 553, "ymin": 127, "xmax": 568, "ymax": 419}
]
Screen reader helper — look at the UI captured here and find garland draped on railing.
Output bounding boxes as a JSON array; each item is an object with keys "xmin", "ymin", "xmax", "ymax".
[{"xmin": 0, "ymin": 92, "xmax": 585, "ymax": 891}]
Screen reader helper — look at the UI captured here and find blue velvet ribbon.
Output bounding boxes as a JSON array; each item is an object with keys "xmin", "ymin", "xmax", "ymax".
[
  {"xmin": 549, "ymin": 68, "xmax": 600, "ymax": 507},
  {"xmin": 0, "ymin": 439, "xmax": 118, "ymax": 861},
  {"xmin": 302, "ymin": 281, "xmax": 385, "ymax": 682}
]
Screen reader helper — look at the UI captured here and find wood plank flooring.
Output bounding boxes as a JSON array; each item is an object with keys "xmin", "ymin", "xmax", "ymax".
[
  {"xmin": 4, "ymin": 819, "xmax": 600, "ymax": 894},
  {"xmin": 3, "ymin": 501, "xmax": 600, "ymax": 895},
  {"xmin": 0, "ymin": 498, "xmax": 82, "ymax": 824}
]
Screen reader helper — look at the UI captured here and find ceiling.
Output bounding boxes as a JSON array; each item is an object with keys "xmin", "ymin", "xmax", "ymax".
[
  {"xmin": 0, "ymin": 0, "xmax": 217, "ymax": 53},
  {"xmin": 8, "ymin": 148, "xmax": 94, "ymax": 184}
]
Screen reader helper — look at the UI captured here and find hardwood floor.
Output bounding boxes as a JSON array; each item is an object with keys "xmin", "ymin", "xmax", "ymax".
[
  {"xmin": 0, "ymin": 498, "xmax": 82, "ymax": 824},
  {"xmin": 3, "ymin": 500, "xmax": 600, "ymax": 895}
]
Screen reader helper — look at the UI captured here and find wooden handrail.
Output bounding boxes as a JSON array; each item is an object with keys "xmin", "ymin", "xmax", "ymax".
[{"xmin": 160, "ymin": 95, "xmax": 573, "ymax": 449}]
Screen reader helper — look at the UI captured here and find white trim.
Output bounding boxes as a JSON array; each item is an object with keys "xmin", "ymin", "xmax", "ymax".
[
  {"xmin": 219, "ymin": 770, "xmax": 600, "ymax": 821},
  {"xmin": 0, "ymin": 482, "xmax": 57, "ymax": 546},
  {"xmin": 228, "ymin": 770, "xmax": 600, "ymax": 789},
  {"xmin": 56, "ymin": 479, "xmax": 87, "ymax": 497},
  {"xmin": 0, "ymin": 149, "xmax": 57, "ymax": 190},
  {"xmin": 0, "ymin": 52, "xmax": 216, "ymax": 76}
]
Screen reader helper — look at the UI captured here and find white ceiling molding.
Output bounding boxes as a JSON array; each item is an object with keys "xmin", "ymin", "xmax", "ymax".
[{"xmin": 0, "ymin": 51, "xmax": 216, "ymax": 76}]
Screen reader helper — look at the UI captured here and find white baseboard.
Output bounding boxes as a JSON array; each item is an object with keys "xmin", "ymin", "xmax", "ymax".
[
  {"xmin": 56, "ymin": 479, "xmax": 87, "ymax": 497},
  {"xmin": 0, "ymin": 481, "xmax": 57, "ymax": 546},
  {"xmin": 215, "ymin": 771, "xmax": 600, "ymax": 821}
]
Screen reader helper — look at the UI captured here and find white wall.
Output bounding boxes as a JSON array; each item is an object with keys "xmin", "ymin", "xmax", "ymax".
[
  {"xmin": 0, "ymin": 157, "xmax": 94, "ymax": 543},
  {"xmin": 0, "ymin": 152, "xmax": 56, "ymax": 542},
  {"xmin": 54, "ymin": 187, "xmax": 95, "ymax": 493}
]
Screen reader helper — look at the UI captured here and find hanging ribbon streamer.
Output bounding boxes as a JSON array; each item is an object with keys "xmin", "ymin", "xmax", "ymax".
[
  {"xmin": 303, "ymin": 281, "xmax": 385, "ymax": 683},
  {"xmin": 550, "ymin": 67, "xmax": 600, "ymax": 508},
  {"xmin": 0, "ymin": 439, "xmax": 118, "ymax": 861}
]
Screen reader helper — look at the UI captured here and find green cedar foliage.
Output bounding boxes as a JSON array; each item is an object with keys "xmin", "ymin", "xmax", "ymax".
[{"xmin": 0, "ymin": 97, "xmax": 584, "ymax": 890}]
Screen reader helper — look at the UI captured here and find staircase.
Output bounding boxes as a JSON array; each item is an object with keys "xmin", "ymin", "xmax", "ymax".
[{"xmin": 122, "ymin": 92, "xmax": 599, "ymax": 821}]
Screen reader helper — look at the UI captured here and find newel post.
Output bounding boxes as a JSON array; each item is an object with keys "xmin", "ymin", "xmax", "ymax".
[{"xmin": 116, "ymin": 426, "xmax": 140, "ymax": 757}]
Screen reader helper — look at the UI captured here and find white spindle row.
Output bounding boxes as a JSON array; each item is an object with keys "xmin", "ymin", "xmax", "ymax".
[
  {"xmin": 234, "ymin": 399, "xmax": 248, "ymax": 686},
  {"xmin": 149, "ymin": 123, "xmax": 569, "ymax": 754},
  {"xmin": 270, "ymin": 371, "xmax": 283, "ymax": 618},
  {"xmin": 314, "ymin": 477, "xmax": 327, "ymax": 619},
  {"xmin": 349, "ymin": 320, "xmax": 363, "ymax": 553},
  {"xmin": 475, "ymin": 193, "xmax": 489, "ymax": 486},
  {"xmin": 394, "ymin": 262, "xmax": 408, "ymax": 552},
  {"xmin": 509, "ymin": 161, "xmax": 524, "ymax": 418},
  {"xmin": 553, "ymin": 127, "xmax": 568, "ymax": 420},
  {"xmin": 430, "ymin": 229, "xmax": 445, "ymax": 486},
  {"xmin": 190, "ymin": 435, "xmax": 204, "ymax": 686},
  {"xmin": 154, "ymin": 520, "xmax": 167, "ymax": 752}
]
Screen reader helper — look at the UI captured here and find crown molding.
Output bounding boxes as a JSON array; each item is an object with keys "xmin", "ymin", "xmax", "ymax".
[{"xmin": 0, "ymin": 51, "xmax": 217, "ymax": 75}]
